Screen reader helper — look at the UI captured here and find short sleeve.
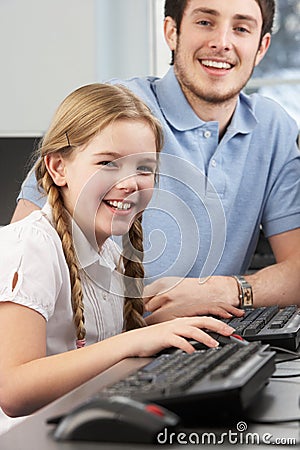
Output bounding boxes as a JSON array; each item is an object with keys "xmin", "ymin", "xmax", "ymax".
[
  {"xmin": 262, "ymin": 142, "xmax": 300, "ymax": 237},
  {"xmin": 17, "ymin": 165, "xmax": 47, "ymax": 208},
  {"xmin": 0, "ymin": 216, "xmax": 66, "ymax": 320}
]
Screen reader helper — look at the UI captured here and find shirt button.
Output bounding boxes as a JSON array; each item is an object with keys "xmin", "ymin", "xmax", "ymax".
[
  {"xmin": 211, "ymin": 159, "xmax": 217, "ymax": 167},
  {"xmin": 204, "ymin": 130, "xmax": 211, "ymax": 138}
]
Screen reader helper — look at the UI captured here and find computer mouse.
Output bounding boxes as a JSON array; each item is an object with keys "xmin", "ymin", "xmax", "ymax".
[
  {"xmin": 189, "ymin": 332, "xmax": 250, "ymax": 350},
  {"xmin": 156, "ymin": 332, "xmax": 249, "ymax": 355},
  {"xmin": 208, "ymin": 332, "xmax": 249, "ymax": 346},
  {"xmin": 52, "ymin": 395, "xmax": 180, "ymax": 444}
]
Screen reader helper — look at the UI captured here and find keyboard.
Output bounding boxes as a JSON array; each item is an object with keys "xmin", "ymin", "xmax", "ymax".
[
  {"xmin": 96, "ymin": 341, "xmax": 276, "ymax": 425},
  {"xmin": 224, "ymin": 305, "xmax": 300, "ymax": 350}
]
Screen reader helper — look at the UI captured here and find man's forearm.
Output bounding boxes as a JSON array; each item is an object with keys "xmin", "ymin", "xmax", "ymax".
[
  {"xmin": 10, "ymin": 199, "xmax": 41, "ymax": 223},
  {"xmin": 245, "ymin": 259, "xmax": 300, "ymax": 308}
]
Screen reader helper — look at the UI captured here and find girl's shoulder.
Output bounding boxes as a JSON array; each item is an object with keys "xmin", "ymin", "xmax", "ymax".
[
  {"xmin": 1, "ymin": 208, "xmax": 49, "ymax": 232},
  {"xmin": 0, "ymin": 210, "xmax": 63, "ymax": 256}
]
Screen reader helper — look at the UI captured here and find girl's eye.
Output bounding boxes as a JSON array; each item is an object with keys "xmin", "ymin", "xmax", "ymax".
[
  {"xmin": 137, "ymin": 165, "xmax": 155, "ymax": 174},
  {"xmin": 98, "ymin": 161, "xmax": 117, "ymax": 168}
]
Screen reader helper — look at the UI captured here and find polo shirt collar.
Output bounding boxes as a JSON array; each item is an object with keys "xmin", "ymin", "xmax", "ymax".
[
  {"xmin": 155, "ymin": 67, "xmax": 258, "ymax": 134},
  {"xmin": 155, "ymin": 67, "xmax": 203, "ymax": 131},
  {"xmin": 227, "ymin": 93, "xmax": 258, "ymax": 136}
]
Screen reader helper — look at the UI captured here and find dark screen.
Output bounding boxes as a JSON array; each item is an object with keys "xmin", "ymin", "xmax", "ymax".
[{"xmin": 0, "ymin": 137, "xmax": 39, "ymax": 225}]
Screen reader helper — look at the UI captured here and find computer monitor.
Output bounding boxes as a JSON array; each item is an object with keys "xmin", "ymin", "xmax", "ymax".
[{"xmin": 0, "ymin": 137, "xmax": 39, "ymax": 225}]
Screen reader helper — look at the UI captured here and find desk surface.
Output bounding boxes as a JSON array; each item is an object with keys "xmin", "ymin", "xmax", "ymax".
[{"xmin": 0, "ymin": 357, "xmax": 299, "ymax": 449}]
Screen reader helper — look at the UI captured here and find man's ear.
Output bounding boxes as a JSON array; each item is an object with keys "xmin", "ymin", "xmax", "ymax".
[
  {"xmin": 164, "ymin": 16, "xmax": 178, "ymax": 51},
  {"xmin": 44, "ymin": 153, "xmax": 67, "ymax": 187},
  {"xmin": 255, "ymin": 33, "xmax": 271, "ymax": 66}
]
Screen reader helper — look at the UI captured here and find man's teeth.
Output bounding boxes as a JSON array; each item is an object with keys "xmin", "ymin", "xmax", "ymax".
[
  {"xmin": 201, "ymin": 60, "xmax": 231, "ymax": 69},
  {"xmin": 107, "ymin": 200, "xmax": 131, "ymax": 210}
]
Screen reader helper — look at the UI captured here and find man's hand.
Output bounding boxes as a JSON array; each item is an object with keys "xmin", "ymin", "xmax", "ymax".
[{"xmin": 144, "ymin": 276, "xmax": 243, "ymax": 325}]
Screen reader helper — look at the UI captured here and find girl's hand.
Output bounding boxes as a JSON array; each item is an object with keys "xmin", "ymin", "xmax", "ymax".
[{"xmin": 125, "ymin": 316, "xmax": 235, "ymax": 357}]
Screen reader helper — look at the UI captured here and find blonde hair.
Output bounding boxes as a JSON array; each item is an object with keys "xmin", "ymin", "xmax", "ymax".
[{"xmin": 35, "ymin": 83, "xmax": 163, "ymax": 343}]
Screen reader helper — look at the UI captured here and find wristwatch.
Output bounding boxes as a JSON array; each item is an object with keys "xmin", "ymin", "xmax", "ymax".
[{"xmin": 232, "ymin": 275, "xmax": 253, "ymax": 308}]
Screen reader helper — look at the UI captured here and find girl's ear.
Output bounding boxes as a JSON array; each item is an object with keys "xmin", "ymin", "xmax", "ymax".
[{"xmin": 44, "ymin": 153, "xmax": 67, "ymax": 187}]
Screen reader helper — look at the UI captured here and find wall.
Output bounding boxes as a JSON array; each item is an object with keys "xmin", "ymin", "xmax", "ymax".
[
  {"xmin": 0, "ymin": 0, "xmax": 156, "ymax": 136},
  {"xmin": 0, "ymin": 0, "xmax": 97, "ymax": 136},
  {"xmin": 95, "ymin": 0, "xmax": 155, "ymax": 81}
]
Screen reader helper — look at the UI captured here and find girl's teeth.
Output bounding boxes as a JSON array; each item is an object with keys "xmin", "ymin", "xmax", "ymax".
[{"xmin": 107, "ymin": 200, "xmax": 131, "ymax": 210}]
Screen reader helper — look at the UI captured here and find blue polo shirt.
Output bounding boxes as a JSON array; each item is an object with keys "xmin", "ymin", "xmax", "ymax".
[{"xmin": 19, "ymin": 68, "xmax": 300, "ymax": 281}]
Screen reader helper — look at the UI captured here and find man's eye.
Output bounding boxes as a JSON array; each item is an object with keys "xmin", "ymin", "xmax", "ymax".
[
  {"xmin": 196, "ymin": 20, "xmax": 211, "ymax": 26},
  {"xmin": 235, "ymin": 27, "xmax": 249, "ymax": 33}
]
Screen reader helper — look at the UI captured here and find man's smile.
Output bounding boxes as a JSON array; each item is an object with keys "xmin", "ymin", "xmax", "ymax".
[{"xmin": 200, "ymin": 59, "xmax": 233, "ymax": 70}]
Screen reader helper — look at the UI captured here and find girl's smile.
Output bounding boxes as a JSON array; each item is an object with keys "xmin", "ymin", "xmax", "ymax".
[{"xmin": 104, "ymin": 199, "xmax": 133, "ymax": 211}]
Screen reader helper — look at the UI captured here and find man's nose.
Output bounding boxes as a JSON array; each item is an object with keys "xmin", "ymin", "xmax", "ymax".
[{"xmin": 208, "ymin": 26, "xmax": 233, "ymax": 51}]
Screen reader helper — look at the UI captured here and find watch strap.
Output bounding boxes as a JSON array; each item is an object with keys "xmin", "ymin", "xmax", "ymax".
[{"xmin": 232, "ymin": 275, "xmax": 253, "ymax": 308}]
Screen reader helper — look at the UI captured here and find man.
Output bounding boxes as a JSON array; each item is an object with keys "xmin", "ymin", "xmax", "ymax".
[{"xmin": 12, "ymin": 0, "xmax": 300, "ymax": 324}]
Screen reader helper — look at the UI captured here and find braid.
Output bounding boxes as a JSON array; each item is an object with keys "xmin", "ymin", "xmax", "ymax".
[
  {"xmin": 33, "ymin": 83, "xmax": 164, "ymax": 344},
  {"xmin": 122, "ymin": 217, "xmax": 147, "ymax": 331},
  {"xmin": 38, "ymin": 159, "xmax": 86, "ymax": 345}
]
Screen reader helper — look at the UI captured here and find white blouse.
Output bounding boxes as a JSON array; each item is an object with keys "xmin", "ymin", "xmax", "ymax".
[{"xmin": 0, "ymin": 204, "xmax": 125, "ymax": 434}]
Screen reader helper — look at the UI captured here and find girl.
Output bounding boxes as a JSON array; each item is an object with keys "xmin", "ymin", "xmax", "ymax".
[{"xmin": 0, "ymin": 84, "xmax": 234, "ymax": 433}]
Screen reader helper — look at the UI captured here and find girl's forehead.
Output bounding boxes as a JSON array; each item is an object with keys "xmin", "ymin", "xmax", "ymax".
[{"xmin": 85, "ymin": 121, "xmax": 158, "ymax": 155}]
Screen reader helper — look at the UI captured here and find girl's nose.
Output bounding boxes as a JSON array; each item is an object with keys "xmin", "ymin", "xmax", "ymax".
[{"xmin": 115, "ymin": 174, "xmax": 138, "ymax": 193}]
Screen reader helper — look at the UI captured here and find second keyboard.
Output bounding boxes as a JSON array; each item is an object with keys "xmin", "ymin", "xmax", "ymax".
[{"xmin": 224, "ymin": 305, "xmax": 300, "ymax": 350}]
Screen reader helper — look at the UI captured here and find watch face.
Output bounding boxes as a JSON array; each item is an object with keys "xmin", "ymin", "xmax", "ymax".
[
  {"xmin": 233, "ymin": 276, "xmax": 253, "ymax": 307},
  {"xmin": 243, "ymin": 286, "xmax": 253, "ymax": 306}
]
